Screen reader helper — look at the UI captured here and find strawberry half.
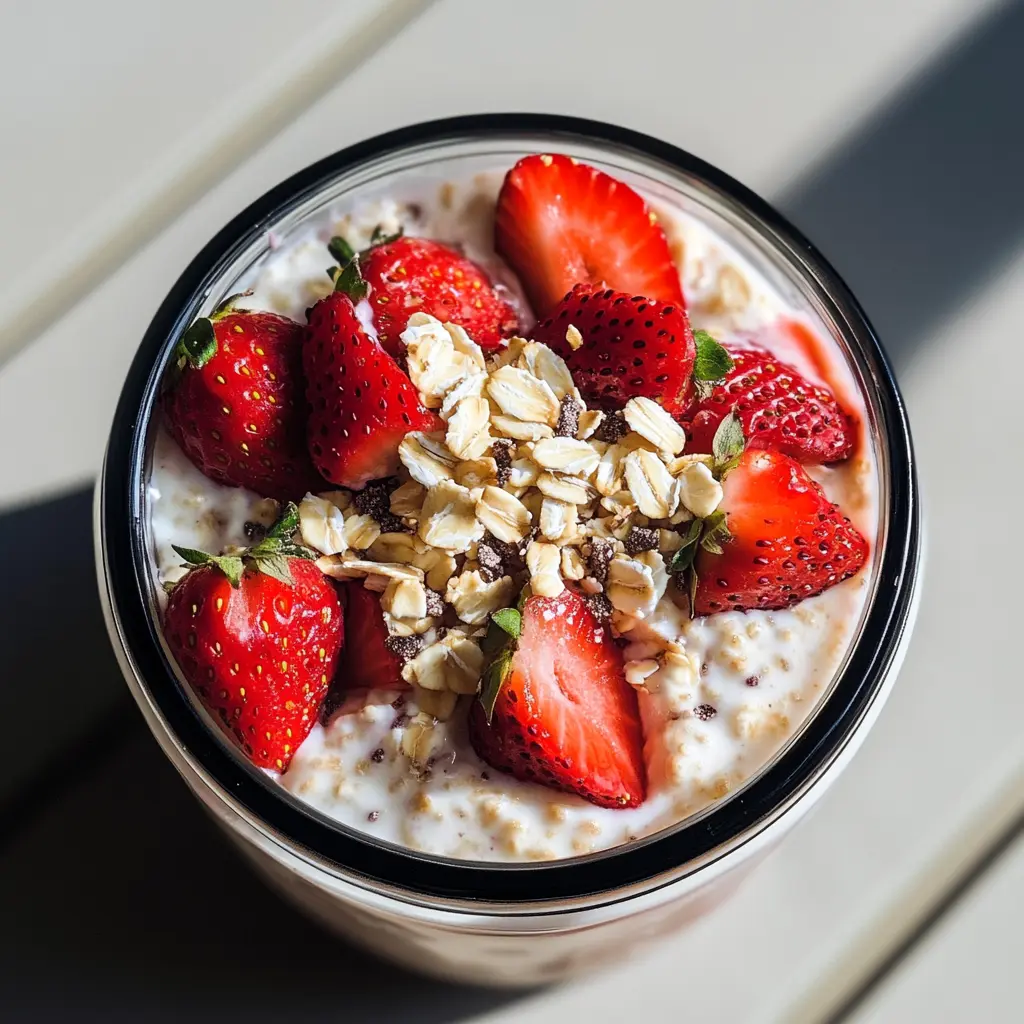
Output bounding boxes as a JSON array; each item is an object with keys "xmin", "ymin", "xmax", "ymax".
[
  {"xmin": 163, "ymin": 504, "xmax": 343, "ymax": 770},
  {"xmin": 357, "ymin": 236, "xmax": 519, "ymax": 355},
  {"xmin": 163, "ymin": 305, "xmax": 322, "ymax": 501},
  {"xmin": 495, "ymin": 154, "xmax": 685, "ymax": 315},
  {"xmin": 681, "ymin": 340, "xmax": 855, "ymax": 464},
  {"xmin": 334, "ymin": 584, "xmax": 407, "ymax": 692},
  {"xmin": 534, "ymin": 284, "xmax": 696, "ymax": 415},
  {"xmin": 468, "ymin": 590, "xmax": 646, "ymax": 809},
  {"xmin": 691, "ymin": 448, "xmax": 868, "ymax": 614},
  {"xmin": 302, "ymin": 289, "xmax": 440, "ymax": 489}
]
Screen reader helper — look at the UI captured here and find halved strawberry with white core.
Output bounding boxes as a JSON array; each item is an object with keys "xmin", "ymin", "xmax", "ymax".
[
  {"xmin": 302, "ymin": 290, "xmax": 441, "ymax": 489},
  {"xmin": 495, "ymin": 154, "xmax": 685, "ymax": 316},
  {"xmin": 534, "ymin": 283, "xmax": 696, "ymax": 415},
  {"xmin": 468, "ymin": 590, "xmax": 646, "ymax": 809},
  {"xmin": 690, "ymin": 448, "xmax": 868, "ymax": 614}
]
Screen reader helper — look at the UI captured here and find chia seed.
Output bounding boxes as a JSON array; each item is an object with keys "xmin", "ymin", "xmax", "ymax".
[
  {"xmin": 367, "ymin": 810, "xmax": 380, "ymax": 822},
  {"xmin": 491, "ymin": 438, "xmax": 514, "ymax": 485},
  {"xmin": 745, "ymin": 675, "xmax": 760, "ymax": 687},
  {"xmin": 693, "ymin": 703, "xmax": 717, "ymax": 721},
  {"xmin": 593, "ymin": 411, "xmax": 628, "ymax": 443},
  {"xmin": 354, "ymin": 478, "xmax": 407, "ymax": 533},
  {"xmin": 477, "ymin": 542, "xmax": 504, "ymax": 583},
  {"xmin": 624, "ymin": 526, "xmax": 658, "ymax": 556},
  {"xmin": 555, "ymin": 395, "xmax": 581, "ymax": 438},
  {"xmin": 424, "ymin": 588, "xmax": 445, "ymax": 617},
  {"xmin": 585, "ymin": 592, "xmax": 614, "ymax": 623},
  {"xmin": 384, "ymin": 634, "xmax": 423, "ymax": 662},
  {"xmin": 371, "ymin": 747, "xmax": 385, "ymax": 763},
  {"xmin": 243, "ymin": 520, "xmax": 267, "ymax": 541},
  {"xmin": 587, "ymin": 539, "xmax": 614, "ymax": 584}
]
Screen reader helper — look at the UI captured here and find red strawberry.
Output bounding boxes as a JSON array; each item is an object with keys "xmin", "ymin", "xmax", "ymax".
[
  {"xmin": 163, "ymin": 306, "xmax": 322, "ymax": 501},
  {"xmin": 334, "ymin": 584, "xmax": 408, "ymax": 693},
  {"xmin": 468, "ymin": 590, "xmax": 646, "ymax": 809},
  {"xmin": 163, "ymin": 505, "xmax": 343, "ymax": 771},
  {"xmin": 359, "ymin": 236, "xmax": 519, "ymax": 355},
  {"xmin": 495, "ymin": 153, "xmax": 685, "ymax": 315},
  {"xmin": 692, "ymin": 448, "xmax": 868, "ymax": 614},
  {"xmin": 303, "ymin": 290, "xmax": 441, "ymax": 489},
  {"xmin": 534, "ymin": 284, "xmax": 696, "ymax": 415},
  {"xmin": 681, "ymin": 341, "xmax": 855, "ymax": 464}
]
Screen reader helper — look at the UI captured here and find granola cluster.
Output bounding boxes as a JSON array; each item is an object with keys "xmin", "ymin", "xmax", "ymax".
[{"xmin": 298, "ymin": 312, "xmax": 727, "ymax": 730}]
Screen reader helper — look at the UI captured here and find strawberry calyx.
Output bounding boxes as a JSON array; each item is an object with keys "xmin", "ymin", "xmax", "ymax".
[
  {"xmin": 325, "ymin": 225, "xmax": 405, "ymax": 304},
  {"xmin": 690, "ymin": 330, "xmax": 735, "ymax": 402},
  {"xmin": 669, "ymin": 411, "xmax": 746, "ymax": 610},
  {"xmin": 171, "ymin": 290, "xmax": 255, "ymax": 372},
  {"xmin": 478, "ymin": 593, "xmax": 529, "ymax": 721},
  {"xmin": 171, "ymin": 501, "xmax": 317, "ymax": 589}
]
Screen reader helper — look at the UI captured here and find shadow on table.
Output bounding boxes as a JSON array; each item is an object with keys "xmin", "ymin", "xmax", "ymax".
[
  {"xmin": 779, "ymin": 0, "xmax": 1024, "ymax": 366},
  {"xmin": 0, "ymin": 488, "xmax": 524, "ymax": 1022},
  {"xmin": 0, "ymin": 728, "xmax": 526, "ymax": 1024},
  {"xmin": 3, "ymin": 3, "xmax": 1024, "ymax": 1019}
]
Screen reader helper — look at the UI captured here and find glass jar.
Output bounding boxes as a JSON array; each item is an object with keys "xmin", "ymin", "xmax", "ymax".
[{"xmin": 95, "ymin": 114, "xmax": 921, "ymax": 987}]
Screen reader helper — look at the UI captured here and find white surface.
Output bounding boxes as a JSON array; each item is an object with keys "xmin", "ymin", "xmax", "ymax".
[
  {"xmin": 0, "ymin": 1, "xmax": 1019, "ymax": 1021},
  {"xmin": 0, "ymin": 0, "xmax": 432, "ymax": 364},
  {"xmin": 0, "ymin": 0, "xmax": 991, "ymax": 507},
  {"xmin": 849, "ymin": 833, "xmax": 1024, "ymax": 1023}
]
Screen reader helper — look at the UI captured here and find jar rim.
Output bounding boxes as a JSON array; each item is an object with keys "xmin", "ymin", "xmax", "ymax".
[{"xmin": 97, "ymin": 113, "xmax": 920, "ymax": 904}]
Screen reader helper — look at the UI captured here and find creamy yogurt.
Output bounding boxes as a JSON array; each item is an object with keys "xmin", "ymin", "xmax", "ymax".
[{"xmin": 147, "ymin": 169, "xmax": 878, "ymax": 861}]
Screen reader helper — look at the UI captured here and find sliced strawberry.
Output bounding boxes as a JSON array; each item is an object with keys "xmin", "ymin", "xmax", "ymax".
[
  {"xmin": 163, "ymin": 307, "xmax": 322, "ymax": 501},
  {"xmin": 681, "ymin": 341, "xmax": 855, "ymax": 464},
  {"xmin": 303, "ymin": 290, "xmax": 441, "ymax": 489},
  {"xmin": 534, "ymin": 284, "xmax": 695, "ymax": 415},
  {"xmin": 468, "ymin": 589, "xmax": 646, "ymax": 809},
  {"xmin": 693, "ymin": 448, "xmax": 868, "ymax": 614},
  {"xmin": 334, "ymin": 584, "xmax": 407, "ymax": 692},
  {"xmin": 495, "ymin": 154, "xmax": 685, "ymax": 315},
  {"xmin": 162, "ymin": 505, "xmax": 343, "ymax": 771},
  {"xmin": 359, "ymin": 236, "xmax": 519, "ymax": 355}
]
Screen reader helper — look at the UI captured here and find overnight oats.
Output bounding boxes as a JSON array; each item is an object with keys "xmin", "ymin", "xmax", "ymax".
[{"xmin": 148, "ymin": 152, "xmax": 876, "ymax": 863}]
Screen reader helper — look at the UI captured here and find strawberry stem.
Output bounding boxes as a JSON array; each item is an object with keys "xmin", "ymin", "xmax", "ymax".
[
  {"xmin": 171, "ymin": 502, "xmax": 316, "ymax": 589},
  {"xmin": 174, "ymin": 318, "xmax": 217, "ymax": 370}
]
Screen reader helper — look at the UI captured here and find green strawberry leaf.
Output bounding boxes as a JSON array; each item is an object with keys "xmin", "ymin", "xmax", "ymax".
[
  {"xmin": 172, "ymin": 545, "xmax": 213, "ymax": 566},
  {"xmin": 251, "ymin": 551, "xmax": 295, "ymax": 587},
  {"xmin": 369, "ymin": 224, "xmax": 403, "ymax": 248},
  {"xmin": 277, "ymin": 542, "xmax": 317, "ymax": 561},
  {"xmin": 692, "ymin": 330, "xmax": 734, "ymax": 401},
  {"xmin": 331, "ymin": 256, "xmax": 369, "ymax": 302},
  {"xmin": 712, "ymin": 411, "xmax": 745, "ymax": 469},
  {"xmin": 688, "ymin": 564, "xmax": 699, "ymax": 614},
  {"xmin": 327, "ymin": 236, "xmax": 355, "ymax": 265},
  {"xmin": 491, "ymin": 607, "xmax": 522, "ymax": 640},
  {"xmin": 479, "ymin": 647, "xmax": 515, "ymax": 724},
  {"xmin": 176, "ymin": 318, "xmax": 217, "ymax": 370},
  {"xmin": 693, "ymin": 330, "xmax": 734, "ymax": 380},
  {"xmin": 669, "ymin": 519, "xmax": 703, "ymax": 574},
  {"xmin": 267, "ymin": 501, "xmax": 300, "ymax": 540}
]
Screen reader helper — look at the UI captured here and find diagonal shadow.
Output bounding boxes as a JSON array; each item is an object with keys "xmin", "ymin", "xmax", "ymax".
[
  {"xmin": 0, "ymin": 728, "xmax": 525, "ymax": 1024},
  {"xmin": 3, "ymin": 2, "xmax": 1024, "ymax": 1019},
  {"xmin": 778, "ymin": 0, "xmax": 1024, "ymax": 368}
]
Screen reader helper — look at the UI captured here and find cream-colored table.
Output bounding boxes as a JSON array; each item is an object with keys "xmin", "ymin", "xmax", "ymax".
[{"xmin": 1, "ymin": 2, "xmax": 1021, "ymax": 1020}]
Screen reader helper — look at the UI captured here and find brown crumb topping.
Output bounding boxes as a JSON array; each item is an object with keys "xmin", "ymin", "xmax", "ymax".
[
  {"xmin": 624, "ymin": 526, "xmax": 658, "ymax": 556},
  {"xmin": 384, "ymin": 634, "xmax": 424, "ymax": 662}
]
